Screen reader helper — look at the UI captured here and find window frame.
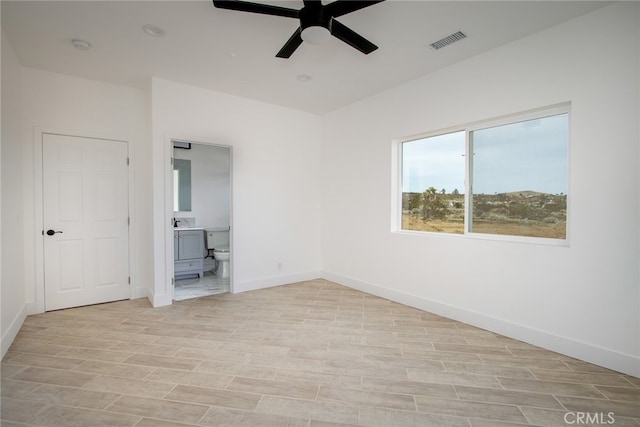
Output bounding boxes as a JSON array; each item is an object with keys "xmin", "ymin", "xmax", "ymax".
[{"xmin": 392, "ymin": 103, "xmax": 570, "ymax": 246}]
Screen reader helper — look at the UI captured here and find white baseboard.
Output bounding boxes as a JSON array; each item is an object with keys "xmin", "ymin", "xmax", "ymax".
[
  {"xmin": 322, "ymin": 271, "xmax": 640, "ymax": 378},
  {"xmin": 1, "ymin": 304, "xmax": 27, "ymax": 359},
  {"xmin": 234, "ymin": 270, "xmax": 322, "ymax": 294},
  {"xmin": 151, "ymin": 292, "xmax": 172, "ymax": 307}
]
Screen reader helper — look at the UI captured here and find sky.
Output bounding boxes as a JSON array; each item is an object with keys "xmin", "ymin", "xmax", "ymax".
[
  {"xmin": 402, "ymin": 131, "xmax": 465, "ymax": 194},
  {"xmin": 402, "ymin": 114, "xmax": 568, "ymax": 195}
]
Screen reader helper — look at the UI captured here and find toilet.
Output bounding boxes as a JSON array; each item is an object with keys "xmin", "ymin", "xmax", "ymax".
[{"xmin": 206, "ymin": 228, "xmax": 230, "ymax": 279}]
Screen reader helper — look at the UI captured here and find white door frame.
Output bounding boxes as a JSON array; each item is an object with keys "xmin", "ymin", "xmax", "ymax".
[
  {"xmin": 163, "ymin": 134, "xmax": 234, "ymax": 303},
  {"xmin": 33, "ymin": 128, "xmax": 135, "ymax": 314}
]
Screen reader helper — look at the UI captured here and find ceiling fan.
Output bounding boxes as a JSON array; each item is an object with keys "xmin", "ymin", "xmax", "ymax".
[{"xmin": 212, "ymin": 0, "xmax": 385, "ymax": 58}]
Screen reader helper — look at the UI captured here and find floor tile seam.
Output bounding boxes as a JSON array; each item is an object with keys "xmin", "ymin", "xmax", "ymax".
[
  {"xmin": 550, "ymin": 393, "xmax": 570, "ymax": 412},
  {"xmin": 325, "ymin": 343, "xmax": 405, "ymax": 357},
  {"xmin": 501, "ymin": 384, "xmax": 614, "ymax": 403},
  {"xmin": 2, "ymin": 377, "xmax": 48, "ymax": 397},
  {"xmin": 557, "ymin": 358, "xmax": 597, "ymax": 374},
  {"xmin": 9, "ymin": 364, "xmax": 102, "ymax": 383},
  {"xmin": 2, "ymin": 383, "xmax": 50, "ymax": 403},
  {"xmin": 15, "ymin": 347, "xmax": 144, "ymax": 365},
  {"xmin": 621, "ymin": 376, "xmax": 640, "ymax": 389},
  {"xmin": 11, "ymin": 333, "xmax": 91, "ymax": 347},
  {"xmin": 2, "ymin": 351, "xmax": 80, "ymax": 367},
  {"xmin": 454, "ymin": 383, "xmax": 577, "ymax": 406},
  {"xmin": 554, "ymin": 391, "xmax": 640, "ymax": 406},
  {"xmin": 77, "ymin": 354, "xmax": 204, "ymax": 373},
  {"xmin": 18, "ymin": 328, "xmax": 125, "ymax": 341},
  {"xmin": 418, "ymin": 400, "xmax": 529, "ymax": 424},
  {"xmin": 433, "ymin": 343, "xmax": 513, "ymax": 357},
  {"xmin": 189, "ymin": 359, "xmax": 205, "ymax": 372},
  {"xmin": 151, "ymin": 334, "xmax": 229, "ymax": 350},
  {"xmin": 465, "ymin": 414, "xmax": 534, "ymax": 427},
  {"xmin": 1, "ymin": 365, "xmax": 37, "ymax": 382},
  {"xmin": 442, "ymin": 359, "xmax": 538, "ymax": 376},
  {"xmin": 488, "ymin": 397, "xmax": 586, "ymax": 423},
  {"xmin": 3, "ymin": 398, "xmax": 53, "ymax": 424},
  {"xmin": 82, "ymin": 378, "xmax": 181, "ymax": 400},
  {"xmin": 496, "ymin": 375, "xmax": 508, "ymax": 390},
  {"xmin": 84, "ymin": 331, "xmax": 167, "ymax": 348},
  {"xmin": 499, "ymin": 376, "xmax": 612, "ymax": 398},
  {"xmin": 593, "ymin": 381, "xmax": 640, "ymax": 394},
  {"xmin": 22, "ymin": 381, "xmax": 124, "ymax": 407},
  {"xmin": 105, "ymin": 392, "xmax": 214, "ymax": 417},
  {"xmin": 475, "ymin": 356, "xmax": 573, "ymax": 372},
  {"xmin": 69, "ymin": 366, "xmax": 151, "ymax": 383},
  {"xmin": 529, "ymin": 371, "xmax": 639, "ymax": 389},
  {"xmin": 133, "ymin": 416, "xmax": 198, "ymax": 427},
  {"xmin": 32, "ymin": 401, "xmax": 147, "ymax": 425},
  {"xmin": 193, "ymin": 403, "xmax": 222, "ymax": 426},
  {"xmin": 355, "ymin": 404, "xmax": 474, "ymax": 426},
  {"xmin": 414, "ymin": 392, "xmax": 539, "ymax": 415},
  {"xmin": 438, "ymin": 363, "xmax": 526, "ymax": 383},
  {"xmin": 316, "ymin": 383, "xmax": 436, "ymax": 410},
  {"xmin": 314, "ymin": 394, "xmax": 417, "ymax": 414}
]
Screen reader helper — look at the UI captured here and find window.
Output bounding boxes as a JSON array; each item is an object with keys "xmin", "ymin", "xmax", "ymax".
[
  {"xmin": 398, "ymin": 105, "xmax": 569, "ymax": 242},
  {"xmin": 402, "ymin": 131, "xmax": 466, "ymax": 234}
]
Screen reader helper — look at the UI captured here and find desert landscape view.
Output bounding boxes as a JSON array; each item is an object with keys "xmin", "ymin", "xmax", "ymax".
[{"xmin": 402, "ymin": 187, "xmax": 567, "ymax": 239}]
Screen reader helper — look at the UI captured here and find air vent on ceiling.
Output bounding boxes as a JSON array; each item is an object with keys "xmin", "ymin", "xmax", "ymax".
[{"xmin": 429, "ymin": 31, "xmax": 467, "ymax": 50}]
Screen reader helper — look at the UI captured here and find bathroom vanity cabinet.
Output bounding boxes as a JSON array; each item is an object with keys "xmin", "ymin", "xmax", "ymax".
[{"xmin": 174, "ymin": 229, "xmax": 204, "ymax": 278}]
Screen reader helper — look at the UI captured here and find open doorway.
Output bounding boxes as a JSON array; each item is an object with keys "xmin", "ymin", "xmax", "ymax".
[{"xmin": 171, "ymin": 140, "xmax": 231, "ymax": 300}]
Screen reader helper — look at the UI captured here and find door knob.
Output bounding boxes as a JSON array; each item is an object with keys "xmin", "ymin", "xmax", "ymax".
[{"xmin": 46, "ymin": 229, "xmax": 63, "ymax": 236}]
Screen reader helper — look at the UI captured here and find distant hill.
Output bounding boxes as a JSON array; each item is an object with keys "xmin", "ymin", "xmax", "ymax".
[{"xmin": 502, "ymin": 190, "xmax": 560, "ymax": 197}]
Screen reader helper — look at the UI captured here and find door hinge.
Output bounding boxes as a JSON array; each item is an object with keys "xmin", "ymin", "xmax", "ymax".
[
  {"xmin": 128, "ymin": 217, "xmax": 130, "ymax": 226},
  {"xmin": 126, "ymin": 157, "xmax": 130, "ymax": 165},
  {"xmin": 170, "ymin": 157, "xmax": 174, "ymax": 165},
  {"xmin": 128, "ymin": 276, "xmax": 131, "ymax": 285},
  {"xmin": 171, "ymin": 277, "xmax": 175, "ymax": 287}
]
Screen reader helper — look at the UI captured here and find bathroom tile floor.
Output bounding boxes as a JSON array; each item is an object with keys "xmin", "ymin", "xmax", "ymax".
[
  {"xmin": 174, "ymin": 271, "xmax": 231, "ymax": 301},
  {"xmin": 2, "ymin": 279, "xmax": 639, "ymax": 426}
]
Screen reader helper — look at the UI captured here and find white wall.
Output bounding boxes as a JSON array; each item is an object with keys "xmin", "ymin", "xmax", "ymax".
[
  {"xmin": 16, "ymin": 68, "xmax": 153, "ymax": 311},
  {"xmin": 174, "ymin": 143, "xmax": 231, "ymax": 230},
  {"xmin": 322, "ymin": 2, "xmax": 639, "ymax": 376},
  {"xmin": 1, "ymin": 31, "xmax": 26, "ymax": 356},
  {"xmin": 151, "ymin": 78, "xmax": 322, "ymax": 305}
]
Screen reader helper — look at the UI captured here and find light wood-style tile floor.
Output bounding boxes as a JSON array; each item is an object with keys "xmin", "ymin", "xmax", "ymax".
[{"xmin": 2, "ymin": 280, "xmax": 639, "ymax": 426}]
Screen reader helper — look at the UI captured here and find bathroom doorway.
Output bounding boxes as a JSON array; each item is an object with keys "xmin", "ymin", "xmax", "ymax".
[{"xmin": 171, "ymin": 140, "xmax": 232, "ymax": 301}]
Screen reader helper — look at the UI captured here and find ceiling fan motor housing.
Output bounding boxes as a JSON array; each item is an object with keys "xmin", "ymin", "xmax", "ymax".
[{"xmin": 300, "ymin": 6, "xmax": 331, "ymax": 44}]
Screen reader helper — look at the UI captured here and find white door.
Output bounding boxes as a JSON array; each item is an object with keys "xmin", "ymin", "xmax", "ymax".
[{"xmin": 43, "ymin": 133, "xmax": 130, "ymax": 311}]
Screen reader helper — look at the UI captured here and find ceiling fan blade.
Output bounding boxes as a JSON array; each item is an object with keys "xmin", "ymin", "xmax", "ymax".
[
  {"xmin": 329, "ymin": 19, "xmax": 378, "ymax": 54},
  {"xmin": 324, "ymin": 0, "xmax": 385, "ymax": 18},
  {"xmin": 302, "ymin": 0, "xmax": 322, "ymax": 7},
  {"xmin": 212, "ymin": 0, "xmax": 299, "ymax": 19},
  {"xmin": 276, "ymin": 28, "xmax": 303, "ymax": 58}
]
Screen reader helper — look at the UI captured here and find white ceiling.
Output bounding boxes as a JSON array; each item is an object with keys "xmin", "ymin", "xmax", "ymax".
[{"xmin": 1, "ymin": 0, "xmax": 610, "ymax": 115}]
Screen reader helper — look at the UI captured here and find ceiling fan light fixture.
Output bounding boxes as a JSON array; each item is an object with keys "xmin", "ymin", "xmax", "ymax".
[{"xmin": 301, "ymin": 26, "xmax": 331, "ymax": 44}]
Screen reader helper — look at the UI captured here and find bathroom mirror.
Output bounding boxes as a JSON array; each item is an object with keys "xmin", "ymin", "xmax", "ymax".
[{"xmin": 173, "ymin": 158, "xmax": 192, "ymax": 212}]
